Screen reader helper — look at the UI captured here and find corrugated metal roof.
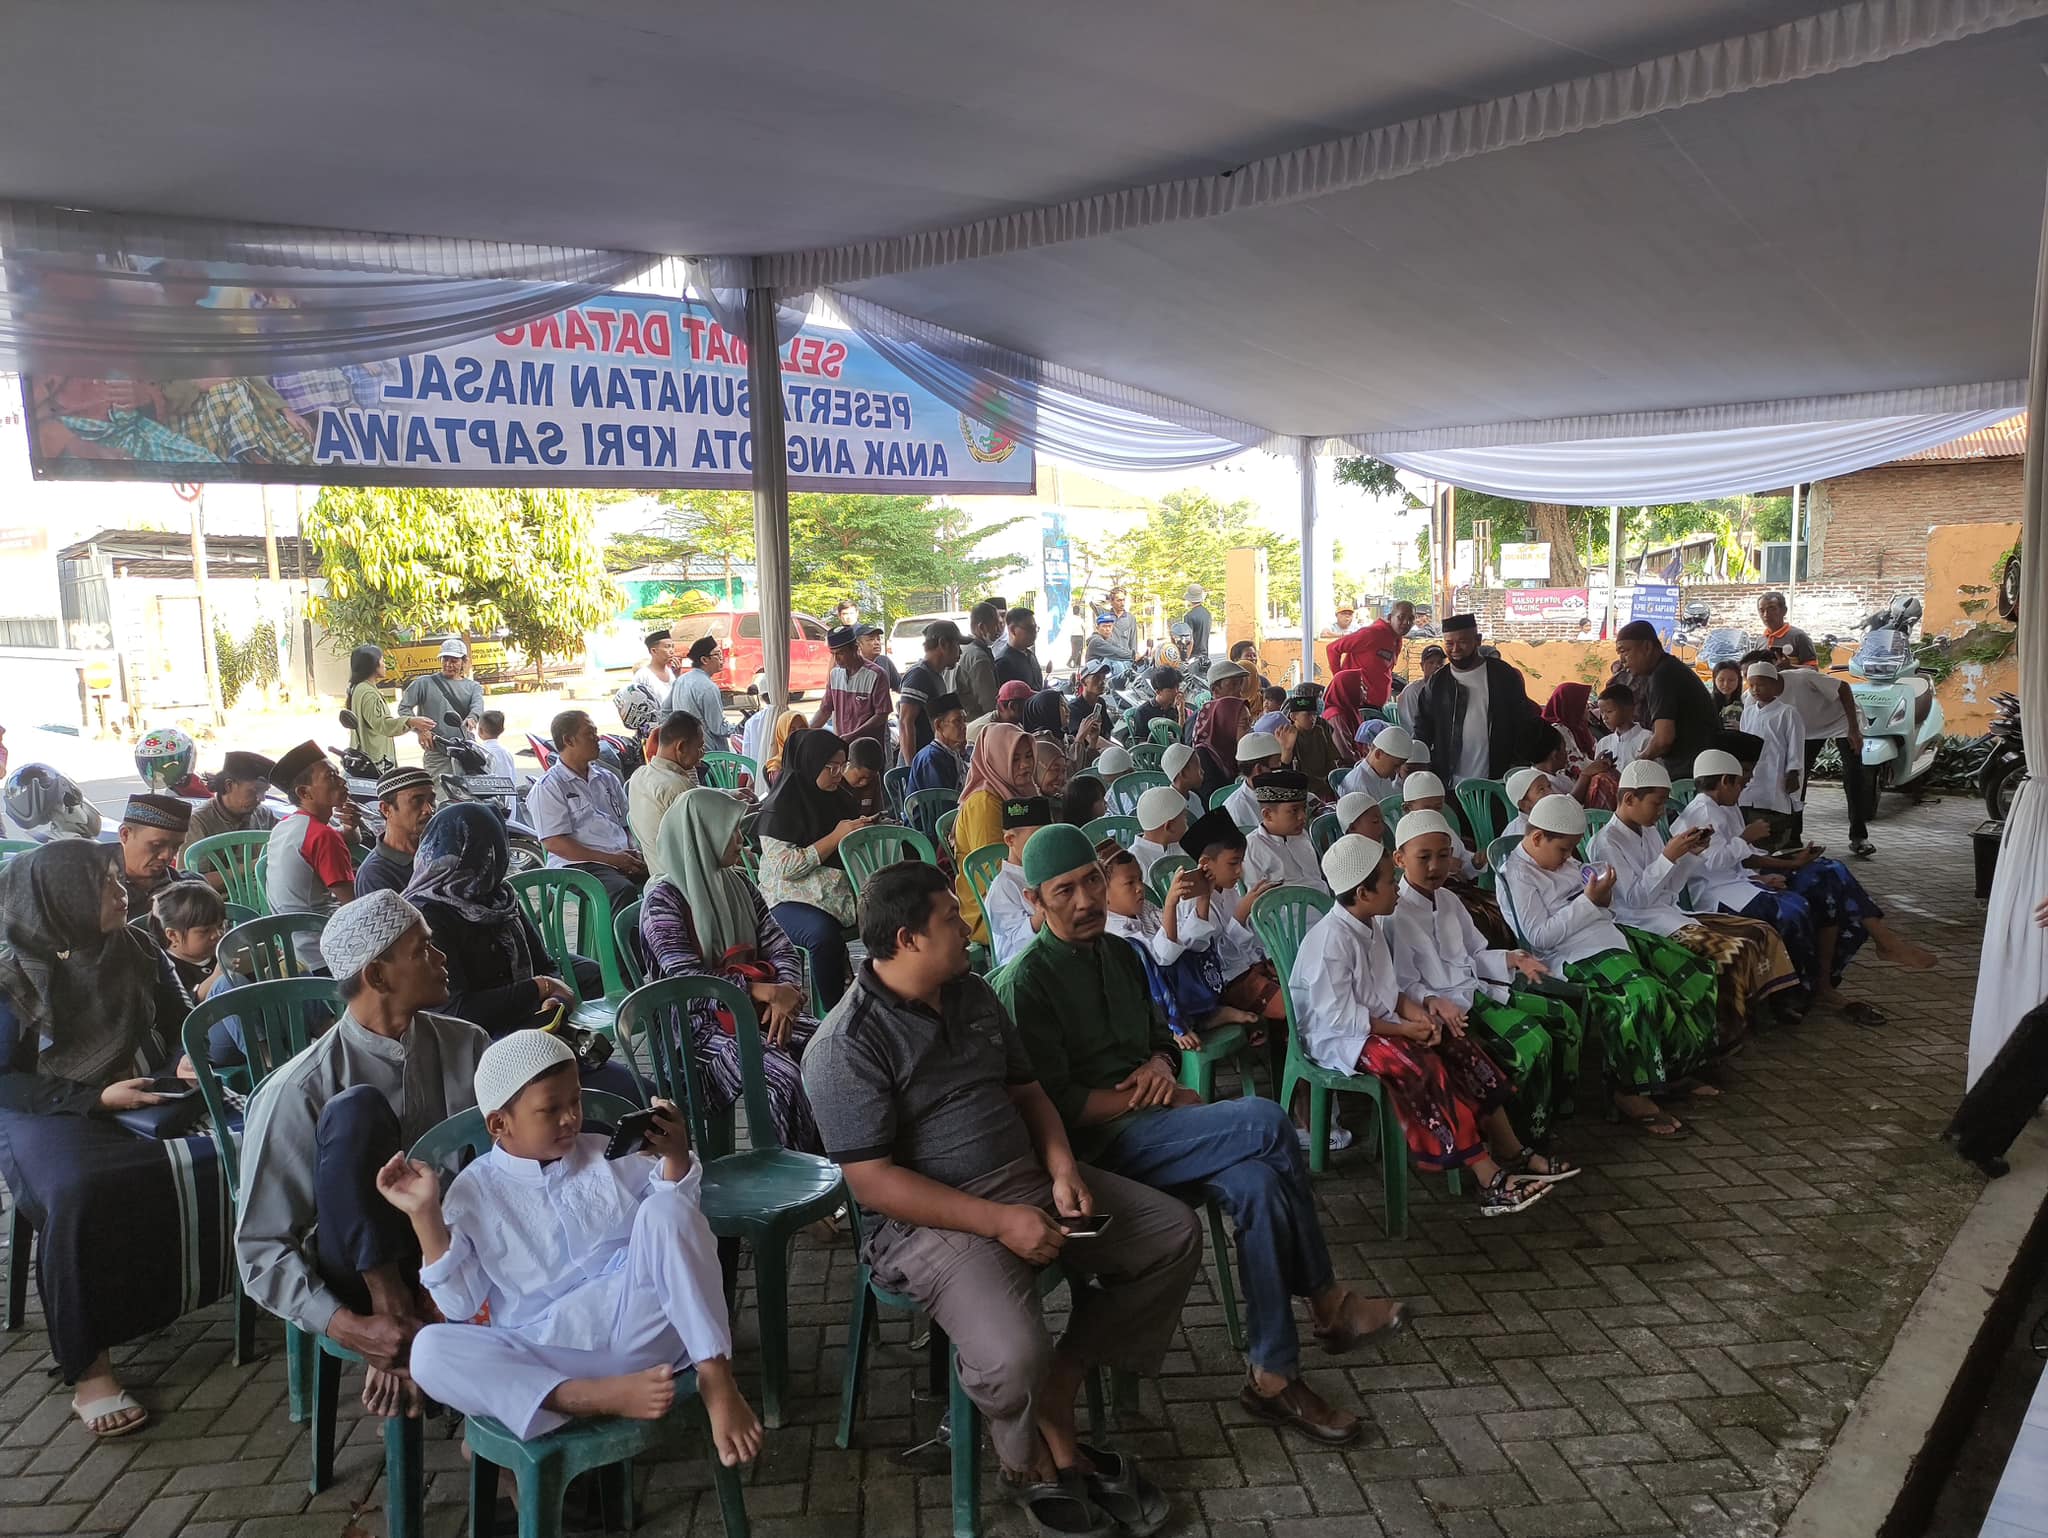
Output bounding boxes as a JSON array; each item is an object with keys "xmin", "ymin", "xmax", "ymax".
[{"xmin": 1894, "ymin": 414, "xmax": 2026, "ymax": 463}]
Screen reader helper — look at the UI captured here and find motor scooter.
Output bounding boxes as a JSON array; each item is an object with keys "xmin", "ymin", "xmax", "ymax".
[
  {"xmin": 1846, "ymin": 595, "xmax": 1944, "ymax": 793},
  {"xmin": 1981, "ymin": 690, "xmax": 2026, "ymax": 821}
]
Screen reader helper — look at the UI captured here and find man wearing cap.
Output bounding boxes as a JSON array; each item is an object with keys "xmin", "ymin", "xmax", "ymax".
[
  {"xmin": 851, "ymin": 623, "xmax": 897, "ymax": 692},
  {"xmin": 1244, "ymin": 771, "xmax": 1324, "ymax": 891},
  {"xmin": 1280, "ymin": 688, "xmax": 1346, "ymax": 800},
  {"xmin": 1182, "ymin": 585, "xmax": 1212, "ymax": 662},
  {"xmin": 1334, "ymin": 724, "xmax": 1412, "ymax": 805},
  {"xmin": 1396, "ymin": 645, "xmax": 1446, "ymax": 735},
  {"xmin": 1739, "ymin": 661, "xmax": 1805, "ymax": 849},
  {"xmin": 668, "ymin": 634, "xmax": 735, "ymax": 753},
  {"xmin": 1324, "ymin": 600, "xmax": 1359, "ymax": 638},
  {"xmin": 1225, "ymin": 732, "xmax": 1285, "ymax": 832},
  {"xmin": 990, "ymin": 607, "xmax": 1042, "ymax": 694},
  {"xmin": 355, "ymin": 766, "xmax": 438, "ymax": 897},
  {"xmin": 181, "ymin": 751, "xmax": 279, "ymax": 875},
  {"xmin": 1107, "ymin": 589, "xmax": 1140, "ymax": 664},
  {"xmin": 954, "ymin": 601, "xmax": 1004, "ymax": 723},
  {"xmin": 896, "ymin": 619, "xmax": 963, "ymax": 769},
  {"xmin": 1328, "ymin": 601, "xmax": 1414, "ymax": 709},
  {"xmin": 994, "ymin": 823, "xmax": 1407, "ymax": 1445},
  {"xmin": 1415, "ymin": 615, "xmax": 1536, "ymax": 785},
  {"xmin": 1085, "ymin": 611, "xmax": 1132, "ymax": 665},
  {"xmin": 811, "ymin": 625, "xmax": 892, "ymax": 748},
  {"xmin": 117, "ymin": 793, "xmax": 200, "ymax": 921},
  {"xmin": 527, "ymin": 710, "xmax": 645, "ymax": 907},
  {"xmin": 1612, "ymin": 619, "xmax": 1719, "ymax": 779},
  {"xmin": 1068, "ymin": 660, "xmax": 1115, "ymax": 743},
  {"xmin": 266, "ymin": 741, "xmax": 359, "ymax": 967},
  {"xmin": 237, "ymin": 891, "xmax": 489, "ymax": 1417},
  {"xmin": 399, "ymin": 639, "xmax": 486, "ymax": 787},
  {"xmin": 635, "ymin": 628, "xmax": 677, "ymax": 705}
]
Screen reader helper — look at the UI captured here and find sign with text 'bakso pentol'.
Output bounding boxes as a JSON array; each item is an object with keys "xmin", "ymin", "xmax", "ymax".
[{"xmin": 24, "ymin": 294, "xmax": 1034, "ymax": 494}]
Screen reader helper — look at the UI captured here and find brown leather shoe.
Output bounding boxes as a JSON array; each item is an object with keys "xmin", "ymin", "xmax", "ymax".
[
  {"xmin": 1237, "ymin": 1376, "xmax": 1361, "ymax": 1445},
  {"xmin": 1312, "ymin": 1291, "xmax": 1410, "ymax": 1354}
]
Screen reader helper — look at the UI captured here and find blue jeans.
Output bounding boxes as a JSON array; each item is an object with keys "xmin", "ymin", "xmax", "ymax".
[
  {"xmin": 771, "ymin": 900, "xmax": 850, "ymax": 1008},
  {"xmin": 1095, "ymin": 1097, "xmax": 1333, "ymax": 1380}
]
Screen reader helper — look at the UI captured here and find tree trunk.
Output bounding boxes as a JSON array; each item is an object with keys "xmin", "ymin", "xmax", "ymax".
[{"xmin": 1528, "ymin": 503, "xmax": 1587, "ymax": 586}]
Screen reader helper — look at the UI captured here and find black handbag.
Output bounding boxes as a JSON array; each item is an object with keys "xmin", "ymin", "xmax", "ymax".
[{"xmin": 110, "ymin": 1081, "xmax": 209, "ymax": 1141}]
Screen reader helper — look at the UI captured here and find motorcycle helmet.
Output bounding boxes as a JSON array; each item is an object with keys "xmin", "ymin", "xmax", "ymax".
[
  {"xmin": 4, "ymin": 764, "xmax": 103, "ymax": 839},
  {"xmin": 134, "ymin": 727, "xmax": 197, "ymax": 792},
  {"xmin": 612, "ymin": 681, "xmax": 662, "ymax": 736}
]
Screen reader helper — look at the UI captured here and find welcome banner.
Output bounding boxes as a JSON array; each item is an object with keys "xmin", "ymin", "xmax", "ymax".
[{"xmin": 24, "ymin": 292, "xmax": 1035, "ymax": 494}]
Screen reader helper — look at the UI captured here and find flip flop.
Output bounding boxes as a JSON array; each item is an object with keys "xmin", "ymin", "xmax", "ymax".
[
  {"xmin": 1622, "ymin": 1108, "xmax": 1687, "ymax": 1137},
  {"xmin": 72, "ymin": 1391, "xmax": 148, "ymax": 1438},
  {"xmin": 1841, "ymin": 1000, "xmax": 1888, "ymax": 1028},
  {"xmin": 1005, "ymin": 1469, "xmax": 1115, "ymax": 1538},
  {"xmin": 1074, "ymin": 1444, "xmax": 1171, "ymax": 1538}
]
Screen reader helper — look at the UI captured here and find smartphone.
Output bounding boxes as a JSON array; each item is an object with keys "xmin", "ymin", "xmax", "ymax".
[
  {"xmin": 1061, "ymin": 1214, "xmax": 1115, "ymax": 1238},
  {"xmin": 147, "ymin": 1076, "xmax": 200, "ymax": 1100},
  {"xmin": 604, "ymin": 1107, "xmax": 662, "ymax": 1160}
]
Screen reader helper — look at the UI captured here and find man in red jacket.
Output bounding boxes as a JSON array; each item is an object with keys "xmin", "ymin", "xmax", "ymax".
[{"xmin": 1326, "ymin": 601, "xmax": 1415, "ymax": 708}]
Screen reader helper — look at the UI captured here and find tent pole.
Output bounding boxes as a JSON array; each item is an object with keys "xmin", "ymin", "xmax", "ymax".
[
  {"xmin": 1606, "ymin": 504, "xmax": 1622, "ymax": 638},
  {"xmin": 1789, "ymin": 482, "xmax": 1803, "ymax": 586},
  {"xmin": 1297, "ymin": 437, "xmax": 1317, "ymax": 684},
  {"xmin": 745, "ymin": 278, "xmax": 792, "ymax": 717}
]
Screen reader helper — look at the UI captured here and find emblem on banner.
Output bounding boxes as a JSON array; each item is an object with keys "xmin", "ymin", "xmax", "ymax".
[{"xmin": 959, "ymin": 414, "xmax": 1019, "ymax": 464}]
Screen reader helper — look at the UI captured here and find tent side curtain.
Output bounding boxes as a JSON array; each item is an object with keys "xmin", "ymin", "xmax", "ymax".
[
  {"xmin": 1344, "ymin": 396, "xmax": 2025, "ymax": 506},
  {"xmin": 823, "ymin": 289, "xmax": 1273, "ymax": 471},
  {"xmin": 0, "ymin": 200, "xmax": 659, "ymax": 378}
]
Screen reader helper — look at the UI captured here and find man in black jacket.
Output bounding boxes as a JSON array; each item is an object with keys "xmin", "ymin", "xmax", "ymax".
[{"xmin": 1415, "ymin": 614, "xmax": 1536, "ymax": 784}]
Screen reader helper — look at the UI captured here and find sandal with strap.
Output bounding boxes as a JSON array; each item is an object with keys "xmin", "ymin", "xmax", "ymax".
[
  {"xmin": 1842, "ymin": 1000, "xmax": 1888, "ymax": 1028},
  {"xmin": 72, "ymin": 1390, "xmax": 148, "ymax": 1438},
  {"xmin": 1074, "ymin": 1443, "xmax": 1172, "ymax": 1537},
  {"xmin": 1477, "ymin": 1169, "xmax": 1551, "ymax": 1218},
  {"xmin": 1005, "ymin": 1468, "xmax": 1115, "ymax": 1538},
  {"xmin": 1620, "ymin": 1106, "xmax": 1687, "ymax": 1137},
  {"xmin": 1504, "ymin": 1147, "xmax": 1581, "ymax": 1185}
]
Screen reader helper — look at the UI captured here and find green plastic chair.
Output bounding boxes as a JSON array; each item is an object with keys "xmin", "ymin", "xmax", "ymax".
[
  {"xmin": 1454, "ymin": 778, "xmax": 1512, "ymax": 850},
  {"xmin": 1107, "ymin": 770, "xmax": 1168, "ymax": 818},
  {"xmin": 934, "ymin": 806, "xmax": 960, "ymax": 851},
  {"xmin": 882, "ymin": 764, "xmax": 910, "ymax": 819},
  {"xmin": 1145, "ymin": 853, "xmax": 1194, "ymax": 906},
  {"xmin": 903, "ymin": 786, "xmax": 958, "ymax": 842},
  {"xmin": 619, "ymin": 977, "xmax": 844, "ymax": 1428},
  {"xmin": 1148, "ymin": 718, "xmax": 1181, "ymax": 747},
  {"xmin": 222, "ymin": 900, "xmax": 258, "ymax": 928},
  {"xmin": 1251, "ymin": 886, "xmax": 1437, "ymax": 1237},
  {"xmin": 611, "ymin": 898, "xmax": 645, "ymax": 990},
  {"xmin": 185, "ymin": 830, "xmax": 272, "ymax": 912},
  {"xmin": 1083, "ymin": 815, "xmax": 1140, "ymax": 851},
  {"xmin": 1488, "ymin": 838, "xmax": 1532, "ymax": 943},
  {"xmin": 1667, "ymin": 777, "xmax": 1699, "ymax": 814},
  {"xmin": 1209, "ymin": 784, "xmax": 1240, "ymax": 812},
  {"xmin": 0, "ymin": 838, "xmax": 36, "ymax": 857},
  {"xmin": 1382, "ymin": 701, "xmax": 1402, "ymax": 722},
  {"xmin": 839, "ymin": 823, "xmax": 938, "ymax": 899},
  {"xmin": 1308, "ymin": 811, "xmax": 1340, "ymax": 859},
  {"xmin": 254, "ymin": 851, "xmax": 270, "ymax": 908},
  {"xmin": 1130, "ymin": 742, "xmax": 1165, "ymax": 772},
  {"xmin": 1580, "ymin": 807, "xmax": 1614, "ymax": 853},
  {"xmin": 1379, "ymin": 791, "xmax": 1408, "ymax": 829},
  {"xmin": 218, "ymin": 912, "xmax": 327, "ymax": 981},
  {"xmin": 698, "ymin": 750, "xmax": 758, "ymax": 791},
  {"xmin": 509, "ymin": 868, "xmax": 628, "ymax": 1033}
]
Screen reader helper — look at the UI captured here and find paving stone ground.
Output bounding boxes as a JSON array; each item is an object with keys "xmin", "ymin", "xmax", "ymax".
[{"xmin": 0, "ymin": 786, "xmax": 1999, "ymax": 1537}]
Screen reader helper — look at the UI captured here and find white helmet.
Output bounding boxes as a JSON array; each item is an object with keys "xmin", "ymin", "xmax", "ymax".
[{"xmin": 4, "ymin": 765, "xmax": 103, "ymax": 839}]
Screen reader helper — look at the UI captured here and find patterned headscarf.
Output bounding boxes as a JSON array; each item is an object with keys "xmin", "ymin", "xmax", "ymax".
[
  {"xmin": 652, "ymin": 788, "xmax": 758, "ymax": 962},
  {"xmin": 403, "ymin": 803, "xmax": 518, "ymax": 927}
]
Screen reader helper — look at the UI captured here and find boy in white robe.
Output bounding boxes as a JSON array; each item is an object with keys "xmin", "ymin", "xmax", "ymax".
[
  {"xmin": 1334, "ymin": 791, "xmax": 1387, "ymax": 846},
  {"xmin": 1594, "ymin": 684, "xmax": 1651, "ymax": 770},
  {"xmin": 985, "ymin": 796, "xmax": 1051, "ymax": 967},
  {"xmin": 1738, "ymin": 661, "xmax": 1805, "ymax": 847},
  {"xmin": 1333, "ymin": 725, "xmax": 1412, "ymax": 804},
  {"xmin": 1224, "ymin": 732, "xmax": 1284, "ymax": 831},
  {"xmin": 1161, "ymin": 742, "xmax": 1206, "ymax": 825},
  {"xmin": 379, "ymin": 1030, "xmax": 761, "ymax": 1462},
  {"xmin": 1498, "ymin": 767, "xmax": 1547, "ymax": 842},
  {"xmin": 1100, "ymin": 844, "xmax": 1255, "ymax": 1050},
  {"xmin": 1243, "ymin": 771, "xmax": 1326, "ymax": 892},
  {"xmin": 1398, "ymin": 772, "xmax": 1478, "ymax": 880},
  {"xmin": 1131, "ymin": 785, "xmax": 1190, "ymax": 882}
]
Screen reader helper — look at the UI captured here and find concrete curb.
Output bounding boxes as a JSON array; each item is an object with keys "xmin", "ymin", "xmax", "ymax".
[{"xmin": 1784, "ymin": 1118, "xmax": 2048, "ymax": 1538}]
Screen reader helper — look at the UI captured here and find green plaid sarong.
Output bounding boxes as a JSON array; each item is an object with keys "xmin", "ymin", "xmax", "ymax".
[
  {"xmin": 1468, "ymin": 986, "xmax": 1583, "ymax": 1141},
  {"xmin": 1562, "ymin": 945, "xmax": 1715, "ymax": 1094}
]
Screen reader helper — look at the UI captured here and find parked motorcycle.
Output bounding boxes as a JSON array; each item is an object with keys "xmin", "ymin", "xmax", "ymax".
[
  {"xmin": 1981, "ymin": 690, "xmax": 2026, "ymax": 821},
  {"xmin": 1847, "ymin": 595, "xmax": 1944, "ymax": 793}
]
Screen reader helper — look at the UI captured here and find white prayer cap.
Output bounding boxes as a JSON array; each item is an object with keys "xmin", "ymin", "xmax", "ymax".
[
  {"xmin": 1528, "ymin": 794, "xmax": 1588, "ymax": 837},
  {"xmin": 1744, "ymin": 660, "xmax": 1780, "ymax": 680},
  {"xmin": 1694, "ymin": 749, "xmax": 1744, "ymax": 779},
  {"xmin": 1322, "ymin": 833, "xmax": 1382, "ymax": 894},
  {"xmin": 1160, "ymin": 743, "xmax": 1196, "ymax": 780},
  {"xmin": 319, "ymin": 890, "xmax": 423, "ymax": 981},
  {"xmin": 473, "ymin": 1029, "xmax": 575, "ymax": 1116},
  {"xmin": 1505, "ymin": 767, "xmax": 1547, "ymax": 806},
  {"xmin": 1402, "ymin": 771, "xmax": 1446, "ymax": 803},
  {"xmin": 1236, "ymin": 732, "xmax": 1282, "ymax": 764},
  {"xmin": 1406, "ymin": 738, "xmax": 1432, "ymax": 765},
  {"xmin": 1619, "ymin": 759, "xmax": 1672, "ymax": 792},
  {"xmin": 1137, "ymin": 785, "xmax": 1189, "ymax": 831},
  {"xmin": 1395, "ymin": 810, "xmax": 1453, "ymax": 848},
  {"xmin": 1335, "ymin": 791, "xmax": 1380, "ymax": 829},
  {"xmin": 1096, "ymin": 744, "xmax": 1135, "ymax": 778},
  {"xmin": 1370, "ymin": 726, "xmax": 1415, "ymax": 760}
]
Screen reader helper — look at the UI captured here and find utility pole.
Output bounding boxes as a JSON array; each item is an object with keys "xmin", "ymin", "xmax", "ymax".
[
  {"xmin": 189, "ymin": 489, "xmax": 225, "ymax": 725},
  {"xmin": 1607, "ymin": 504, "xmax": 1623, "ymax": 638}
]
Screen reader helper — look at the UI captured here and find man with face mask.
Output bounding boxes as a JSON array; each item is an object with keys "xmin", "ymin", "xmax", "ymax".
[{"xmin": 1414, "ymin": 615, "xmax": 1536, "ymax": 784}]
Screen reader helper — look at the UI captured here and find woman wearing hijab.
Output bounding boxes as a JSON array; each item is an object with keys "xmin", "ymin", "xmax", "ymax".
[
  {"xmin": 641, "ymin": 789, "xmax": 821, "ymax": 1153},
  {"xmin": 345, "ymin": 644, "xmax": 431, "ymax": 771},
  {"xmin": 1536, "ymin": 685, "xmax": 1618, "ymax": 809},
  {"xmin": 0, "ymin": 842, "xmax": 233, "ymax": 1437},
  {"xmin": 1021, "ymin": 687, "xmax": 1068, "ymax": 739},
  {"xmin": 761, "ymin": 708, "xmax": 807, "ymax": 781},
  {"xmin": 951, "ymin": 722, "xmax": 1037, "ymax": 944},
  {"xmin": 1191, "ymin": 664, "xmax": 1255, "ymax": 795},
  {"xmin": 754, "ymin": 730, "xmax": 867, "ymax": 1007}
]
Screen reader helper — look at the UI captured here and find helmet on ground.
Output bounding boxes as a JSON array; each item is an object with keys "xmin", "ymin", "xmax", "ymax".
[
  {"xmin": 134, "ymin": 727, "xmax": 197, "ymax": 791},
  {"xmin": 4, "ymin": 764, "xmax": 103, "ymax": 839}
]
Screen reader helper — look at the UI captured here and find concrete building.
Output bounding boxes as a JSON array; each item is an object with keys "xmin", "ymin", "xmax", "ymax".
[{"xmin": 1806, "ymin": 413, "xmax": 2024, "ymax": 586}]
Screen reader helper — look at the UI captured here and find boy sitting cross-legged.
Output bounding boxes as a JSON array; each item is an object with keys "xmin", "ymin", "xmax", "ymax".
[
  {"xmin": 1100, "ymin": 844, "xmax": 1261, "ymax": 1053},
  {"xmin": 376, "ymin": 1030, "xmax": 762, "ymax": 1463},
  {"xmin": 1290, "ymin": 834, "xmax": 1566, "ymax": 1215}
]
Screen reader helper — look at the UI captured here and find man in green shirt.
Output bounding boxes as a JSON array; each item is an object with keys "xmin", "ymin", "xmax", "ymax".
[{"xmin": 993, "ymin": 824, "xmax": 1409, "ymax": 1448}]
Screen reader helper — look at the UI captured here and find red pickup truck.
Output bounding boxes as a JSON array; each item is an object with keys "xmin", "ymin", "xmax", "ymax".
[{"xmin": 668, "ymin": 610, "xmax": 833, "ymax": 703}]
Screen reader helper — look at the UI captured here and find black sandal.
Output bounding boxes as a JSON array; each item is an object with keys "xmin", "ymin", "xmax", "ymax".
[
  {"xmin": 1005, "ymin": 1469, "xmax": 1115, "ymax": 1538},
  {"xmin": 1477, "ymin": 1169, "xmax": 1551, "ymax": 1217},
  {"xmin": 1075, "ymin": 1443, "xmax": 1171, "ymax": 1537},
  {"xmin": 1504, "ymin": 1147, "xmax": 1581, "ymax": 1184},
  {"xmin": 1842, "ymin": 1000, "xmax": 1888, "ymax": 1028}
]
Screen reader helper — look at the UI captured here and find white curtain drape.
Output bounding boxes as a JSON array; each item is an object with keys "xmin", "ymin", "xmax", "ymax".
[
  {"xmin": 1968, "ymin": 183, "xmax": 2048, "ymax": 1087},
  {"xmin": 0, "ymin": 201, "xmax": 656, "ymax": 378},
  {"xmin": 824, "ymin": 289, "xmax": 1271, "ymax": 471}
]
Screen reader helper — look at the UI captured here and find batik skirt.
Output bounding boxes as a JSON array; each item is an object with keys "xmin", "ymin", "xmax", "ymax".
[
  {"xmin": 1446, "ymin": 877, "xmax": 1515, "ymax": 951},
  {"xmin": 1563, "ymin": 942, "xmax": 1718, "ymax": 1095},
  {"xmin": 0, "ymin": 1108, "xmax": 234, "ymax": 1382},
  {"xmin": 1734, "ymin": 856, "xmax": 1876, "ymax": 989},
  {"xmin": 1467, "ymin": 988, "xmax": 1584, "ymax": 1142},
  {"xmin": 1356, "ymin": 1033, "xmax": 1511, "ymax": 1172},
  {"xmin": 1667, "ymin": 916, "xmax": 1803, "ymax": 1045}
]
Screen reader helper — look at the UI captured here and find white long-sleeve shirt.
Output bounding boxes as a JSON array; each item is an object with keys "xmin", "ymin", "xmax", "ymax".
[
  {"xmin": 1385, "ymin": 880, "xmax": 1512, "ymax": 1010},
  {"xmin": 1739, "ymin": 696, "xmax": 1805, "ymax": 814},
  {"xmin": 1335, "ymin": 761, "xmax": 1401, "ymax": 803},
  {"xmin": 1132, "ymin": 833, "xmax": 1177, "ymax": 881},
  {"xmin": 1175, "ymin": 893, "xmax": 1261, "ymax": 977},
  {"xmin": 986, "ymin": 861, "xmax": 1037, "ymax": 966},
  {"xmin": 1245, "ymin": 829, "xmax": 1325, "ymax": 892},
  {"xmin": 420, "ymin": 1135, "xmax": 724, "ymax": 1364},
  {"xmin": 1288, "ymin": 903, "xmax": 1403, "ymax": 1073},
  {"xmin": 1595, "ymin": 725, "xmax": 1650, "ymax": 769},
  {"xmin": 1587, "ymin": 816, "xmax": 1695, "ymax": 935},
  {"xmin": 1106, "ymin": 903, "xmax": 1189, "ymax": 968},
  {"xmin": 1224, "ymin": 781, "xmax": 1260, "ymax": 832},
  {"xmin": 1673, "ymin": 796, "xmax": 1766, "ymax": 914},
  {"xmin": 1500, "ymin": 843, "xmax": 1631, "ymax": 968}
]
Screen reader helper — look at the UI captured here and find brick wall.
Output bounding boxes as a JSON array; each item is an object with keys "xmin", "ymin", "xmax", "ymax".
[{"xmin": 1807, "ymin": 459, "xmax": 2022, "ymax": 584}]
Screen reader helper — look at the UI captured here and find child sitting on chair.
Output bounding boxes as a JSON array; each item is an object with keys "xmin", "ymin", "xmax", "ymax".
[
  {"xmin": 154, "ymin": 881, "xmax": 228, "ymax": 1001},
  {"xmin": 1397, "ymin": 773, "xmax": 1477, "ymax": 879},
  {"xmin": 1131, "ymin": 785, "xmax": 1190, "ymax": 882},
  {"xmin": 1334, "ymin": 725, "xmax": 1411, "ymax": 804},
  {"xmin": 1100, "ymin": 844, "xmax": 1258, "ymax": 1051},
  {"xmin": 1243, "ymin": 771, "xmax": 1325, "ymax": 891},
  {"xmin": 378, "ymin": 1029, "xmax": 762, "ymax": 1464},
  {"xmin": 986, "ymin": 797, "xmax": 1051, "ymax": 968},
  {"xmin": 1289, "ymin": 834, "xmax": 1564, "ymax": 1216},
  {"xmin": 1594, "ymin": 685, "xmax": 1650, "ymax": 770},
  {"xmin": 1498, "ymin": 767, "xmax": 1548, "ymax": 841}
]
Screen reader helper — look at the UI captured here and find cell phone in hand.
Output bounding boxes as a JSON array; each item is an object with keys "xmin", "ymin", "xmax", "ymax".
[
  {"xmin": 1060, "ymin": 1214, "xmax": 1115, "ymax": 1238},
  {"xmin": 603, "ymin": 1107, "xmax": 661, "ymax": 1160},
  {"xmin": 147, "ymin": 1076, "xmax": 200, "ymax": 1101}
]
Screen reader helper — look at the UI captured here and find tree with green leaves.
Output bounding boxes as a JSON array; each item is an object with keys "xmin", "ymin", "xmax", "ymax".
[
  {"xmin": 306, "ymin": 487, "xmax": 620, "ymax": 683},
  {"xmin": 1081, "ymin": 490, "xmax": 1303, "ymax": 625}
]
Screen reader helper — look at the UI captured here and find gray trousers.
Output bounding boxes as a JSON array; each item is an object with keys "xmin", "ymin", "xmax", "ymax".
[{"xmin": 870, "ymin": 1155, "xmax": 1202, "ymax": 1472}]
